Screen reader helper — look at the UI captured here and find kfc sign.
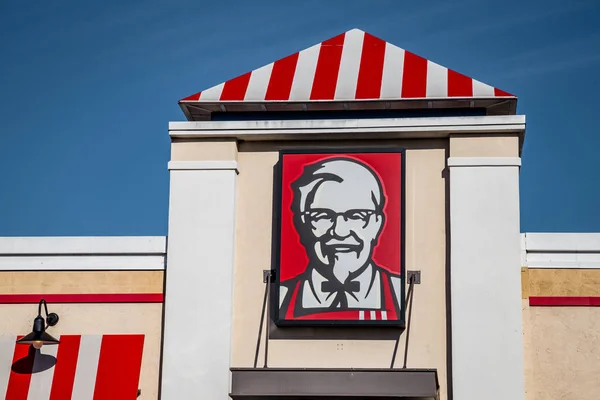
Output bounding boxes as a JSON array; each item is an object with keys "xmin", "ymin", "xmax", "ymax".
[{"xmin": 274, "ymin": 149, "xmax": 406, "ymax": 326}]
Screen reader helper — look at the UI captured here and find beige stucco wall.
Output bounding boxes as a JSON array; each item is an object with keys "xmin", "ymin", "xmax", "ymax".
[
  {"xmin": 526, "ymin": 268, "xmax": 600, "ymax": 297},
  {"xmin": 231, "ymin": 139, "xmax": 449, "ymax": 399},
  {"xmin": 523, "ymin": 301, "xmax": 600, "ymax": 400},
  {"xmin": 171, "ymin": 135, "xmax": 519, "ymax": 161},
  {"xmin": 0, "ymin": 271, "xmax": 163, "ymax": 294},
  {"xmin": 449, "ymin": 134, "xmax": 520, "ymax": 157},
  {"xmin": 522, "ymin": 268, "xmax": 600, "ymax": 400},
  {"xmin": 171, "ymin": 139, "xmax": 238, "ymax": 161}
]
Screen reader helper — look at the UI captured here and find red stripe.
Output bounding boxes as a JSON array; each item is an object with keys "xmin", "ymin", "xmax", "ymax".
[
  {"xmin": 355, "ymin": 33, "xmax": 386, "ymax": 99},
  {"xmin": 401, "ymin": 52, "xmax": 428, "ymax": 98},
  {"xmin": 310, "ymin": 33, "xmax": 345, "ymax": 100},
  {"xmin": 381, "ymin": 271, "xmax": 398, "ymax": 320},
  {"xmin": 49, "ymin": 335, "xmax": 81, "ymax": 400},
  {"xmin": 589, "ymin": 298, "xmax": 600, "ymax": 306},
  {"xmin": 296, "ymin": 311, "xmax": 361, "ymax": 320},
  {"xmin": 265, "ymin": 53, "xmax": 299, "ymax": 100},
  {"xmin": 93, "ymin": 335, "xmax": 145, "ymax": 400},
  {"xmin": 447, "ymin": 70, "xmax": 473, "ymax": 97},
  {"xmin": 180, "ymin": 92, "xmax": 201, "ymax": 101},
  {"xmin": 5, "ymin": 336, "xmax": 32, "ymax": 400},
  {"xmin": 494, "ymin": 87, "xmax": 514, "ymax": 97},
  {"xmin": 530, "ymin": 296, "xmax": 600, "ymax": 306},
  {"xmin": 364, "ymin": 311, "xmax": 370, "ymax": 321},
  {"xmin": 0, "ymin": 293, "xmax": 163, "ymax": 304},
  {"xmin": 220, "ymin": 72, "xmax": 251, "ymax": 101},
  {"xmin": 286, "ymin": 281, "xmax": 302, "ymax": 320}
]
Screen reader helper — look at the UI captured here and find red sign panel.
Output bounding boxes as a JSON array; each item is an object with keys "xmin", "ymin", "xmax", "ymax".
[{"xmin": 273, "ymin": 149, "xmax": 406, "ymax": 326}]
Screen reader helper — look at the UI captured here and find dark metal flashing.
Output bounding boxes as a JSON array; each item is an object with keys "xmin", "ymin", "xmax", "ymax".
[
  {"xmin": 209, "ymin": 108, "xmax": 486, "ymax": 122},
  {"xmin": 230, "ymin": 368, "xmax": 439, "ymax": 399},
  {"xmin": 180, "ymin": 98, "xmax": 517, "ymax": 122}
]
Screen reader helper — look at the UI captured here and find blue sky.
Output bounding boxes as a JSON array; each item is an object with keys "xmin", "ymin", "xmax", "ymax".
[{"xmin": 1, "ymin": 0, "xmax": 599, "ymax": 236}]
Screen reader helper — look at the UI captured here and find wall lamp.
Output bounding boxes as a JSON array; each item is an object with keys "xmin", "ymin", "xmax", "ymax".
[{"xmin": 16, "ymin": 299, "xmax": 60, "ymax": 349}]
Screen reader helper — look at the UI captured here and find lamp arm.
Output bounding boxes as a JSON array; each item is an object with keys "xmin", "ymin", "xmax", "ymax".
[
  {"xmin": 38, "ymin": 298, "xmax": 59, "ymax": 327},
  {"xmin": 38, "ymin": 299, "xmax": 49, "ymax": 318}
]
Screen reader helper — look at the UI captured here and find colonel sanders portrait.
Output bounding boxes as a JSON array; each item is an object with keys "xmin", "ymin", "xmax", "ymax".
[{"xmin": 278, "ymin": 157, "xmax": 402, "ymax": 321}]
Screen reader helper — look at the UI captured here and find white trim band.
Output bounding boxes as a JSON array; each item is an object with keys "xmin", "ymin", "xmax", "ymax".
[
  {"xmin": 526, "ymin": 262, "xmax": 600, "ymax": 270},
  {"xmin": 447, "ymin": 157, "xmax": 521, "ymax": 167},
  {"xmin": 0, "ymin": 237, "xmax": 166, "ymax": 271},
  {"xmin": 0, "ymin": 236, "xmax": 166, "ymax": 255},
  {"xmin": 522, "ymin": 233, "xmax": 600, "ymax": 269},
  {"xmin": 168, "ymin": 161, "xmax": 239, "ymax": 172},
  {"xmin": 169, "ymin": 115, "xmax": 526, "ymax": 140},
  {"xmin": 0, "ymin": 255, "xmax": 165, "ymax": 271},
  {"xmin": 524, "ymin": 233, "xmax": 600, "ymax": 252}
]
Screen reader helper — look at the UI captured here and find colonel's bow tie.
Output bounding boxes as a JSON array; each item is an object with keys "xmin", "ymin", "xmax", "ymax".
[{"xmin": 320, "ymin": 280, "xmax": 360, "ymax": 308}]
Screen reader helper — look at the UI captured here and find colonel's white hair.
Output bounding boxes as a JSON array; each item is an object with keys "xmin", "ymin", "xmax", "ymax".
[{"xmin": 291, "ymin": 158, "xmax": 384, "ymax": 215}]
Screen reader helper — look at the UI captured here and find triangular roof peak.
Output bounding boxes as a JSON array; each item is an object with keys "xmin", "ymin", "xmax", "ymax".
[{"xmin": 180, "ymin": 28, "xmax": 516, "ymax": 120}]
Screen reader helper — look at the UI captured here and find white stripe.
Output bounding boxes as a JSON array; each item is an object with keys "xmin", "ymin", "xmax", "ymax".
[
  {"xmin": 244, "ymin": 63, "xmax": 274, "ymax": 101},
  {"xmin": 71, "ymin": 335, "xmax": 102, "ymax": 400},
  {"xmin": 0, "ymin": 337, "xmax": 16, "ymax": 399},
  {"xmin": 380, "ymin": 43, "xmax": 405, "ymax": 99},
  {"xmin": 359, "ymin": 310, "xmax": 364, "ymax": 320},
  {"xmin": 0, "ymin": 255, "xmax": 165, "ymax": 271},
  {"xmin": 199, "ymin": 82, "xmax": 225, "ymax": 101},
  {"xmin": 381, "ymin": 311, "xmax": 388, "ymax": 320},
  {"xmin": 472, "ymin": 79, "xmax": 495, "ymax": 96},
  {"xmin": 28, "ymin": 339, "xmax": 59, "ymax": 400},
  {"xmin": 392, "ymin": 278, "xmax": 401, "ymax": 307},
  {"xmin": 426, "ymin": 61, "xmax": 448, "ymax": 98},
  {"xmin": 334, "ymin": 29, "xmax": 364, "ymax": 100},
  {"xmin": 289, "ymin": 44, "xmax": 321, "ymax": 100},
  {"xmin": 370, "ymin": 311, "xmax": 376, "ymax": 320}
]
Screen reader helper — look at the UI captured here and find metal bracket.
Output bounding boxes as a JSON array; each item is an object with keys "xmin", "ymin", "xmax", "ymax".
[
  {"xmin": 407, "ymin": 270, "xmax": 421, "ymax": 284},
  {"xmin": 263, "ymin": 270, "xmax": 274, "ymax": 283}
]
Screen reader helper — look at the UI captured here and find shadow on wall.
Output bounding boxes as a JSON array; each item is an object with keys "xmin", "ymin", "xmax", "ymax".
[{"xmin": 11, "ymin": 346, "xmax": 56, "ymax": 374}]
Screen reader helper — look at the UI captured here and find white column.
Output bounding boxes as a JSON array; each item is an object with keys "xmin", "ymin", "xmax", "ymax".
[
  {"xmin": 448, "ymin": 157, "xmax": 524, "ymax": 400},
  {"xmin": 161, "ymin": 160, "xmax": 238, "ymax": 399}
]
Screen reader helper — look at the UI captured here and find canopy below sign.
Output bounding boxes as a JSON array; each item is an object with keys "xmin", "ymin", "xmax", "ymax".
[
  {"xmin": 229, "ymin": 368, "xmax": 439, "ymax": 399},
  {"xmin": 180, "ymin": 29, "xmax": 516, "ymax": 121}
]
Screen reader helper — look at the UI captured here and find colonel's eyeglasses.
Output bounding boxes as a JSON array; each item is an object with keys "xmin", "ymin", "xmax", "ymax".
[{"xmin": 303, "ymin": 209, "xmax": 378, "ymax": 227}]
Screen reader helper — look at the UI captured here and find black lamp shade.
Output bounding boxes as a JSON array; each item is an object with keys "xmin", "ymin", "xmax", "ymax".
[
  {"xmin": 16, "ymin": 331, "xmax": 60, "ymax": 346},
  {"xmin": 16, "ymin": 315, "xmax": 60, "ymax": 346}
]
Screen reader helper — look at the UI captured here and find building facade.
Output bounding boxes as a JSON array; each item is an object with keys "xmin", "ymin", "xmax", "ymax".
[{"xmin": 0, "ymin": 29, "xmax": 597, "ymax": 400}]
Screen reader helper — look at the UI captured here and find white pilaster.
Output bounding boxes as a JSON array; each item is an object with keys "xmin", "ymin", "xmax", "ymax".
[
  {"xmin": 448, "ymin": 156, "xmax": 524, "ymax": 400},
  {"xmin": 160, "ymin": 161, "xmax": 238, "ymax": 399}
]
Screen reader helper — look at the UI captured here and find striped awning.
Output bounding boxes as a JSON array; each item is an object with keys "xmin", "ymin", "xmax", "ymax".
[
  {"xmin": 0, "ymin": 334, "xmax": 144, "ymax": 399},
  {"xmin": 179, "ymin": 28, "xmax": 516, "ymax": 120}
]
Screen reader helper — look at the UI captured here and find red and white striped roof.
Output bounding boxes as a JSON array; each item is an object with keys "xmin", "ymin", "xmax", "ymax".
[
  {"xmin": 180, "ymin": 28, "xmax": 514, "ymax": 106},
  {"xmin": 0, "ymin": 334, "xmax": 144, "ymax": 399}
]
